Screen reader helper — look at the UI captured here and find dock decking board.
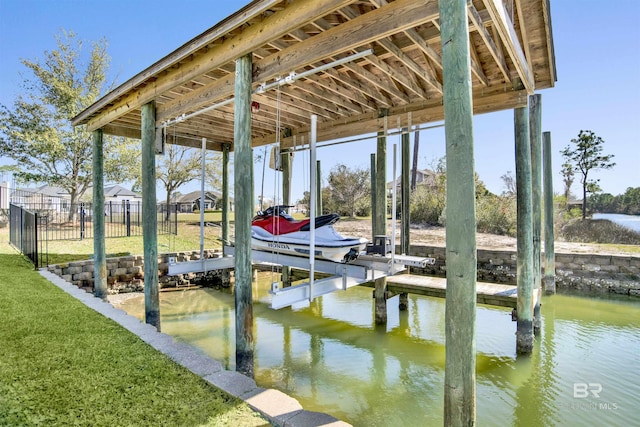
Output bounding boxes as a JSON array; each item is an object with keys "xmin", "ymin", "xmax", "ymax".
[{"xmin": 372, "ymin": 274, "xmax": 521, "ymax": 308}]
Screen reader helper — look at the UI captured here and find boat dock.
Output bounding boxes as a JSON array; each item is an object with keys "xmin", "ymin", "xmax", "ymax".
[{"xmin": 364, "ymin": 274, "xmax": 523, "ymax": 309}]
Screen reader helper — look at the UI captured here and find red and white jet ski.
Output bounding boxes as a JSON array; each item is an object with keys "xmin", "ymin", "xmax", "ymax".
[{"xmin": 251, "ymin": 205, "xmax": 367, "ymax": 263}]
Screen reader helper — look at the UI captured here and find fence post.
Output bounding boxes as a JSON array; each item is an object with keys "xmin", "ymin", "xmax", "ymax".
[
  {"xmin": 34, "ymin": 212, "xmax": 39, "ymax": 269},
  {"xmin": 80, "ymin": 203, "xmax": 85, "ymax": 240},
  {"xmin": 126, "ymin": 200, "xmax": 131, "ymax": 237}
]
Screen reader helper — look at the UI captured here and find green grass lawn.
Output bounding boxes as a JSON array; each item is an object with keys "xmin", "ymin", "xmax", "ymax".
[{"xmin": 0, "ymin": 231, "xmax": 270, "ymax": 426}]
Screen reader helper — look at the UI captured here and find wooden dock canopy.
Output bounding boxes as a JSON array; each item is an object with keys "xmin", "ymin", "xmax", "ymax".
[{"xmin": 72, "ymin": 0, "xmax": 555, "ymax": 152}]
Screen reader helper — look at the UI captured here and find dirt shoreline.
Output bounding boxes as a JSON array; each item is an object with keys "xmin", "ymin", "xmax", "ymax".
[{"xmin": 333, "ymin": 219, "xmax": 639, "ymax": 256}]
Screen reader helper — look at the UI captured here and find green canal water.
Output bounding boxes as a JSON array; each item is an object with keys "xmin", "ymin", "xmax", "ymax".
[{"xmin": 113, "ymin": 276, "xmax": 640, "ymax": 426}]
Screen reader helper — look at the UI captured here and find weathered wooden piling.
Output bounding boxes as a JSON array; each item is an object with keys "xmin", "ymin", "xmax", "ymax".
[
  {"xmin": 515, "ymin": 104, "xmax": 534, "ymax": 354},
  {"xmin": 316, "ymin": 160, "xmax": 322, "ymax": 214},
  {"xmin": 281, "ymin": 147, "xmax": 292, "ymax": 287},
  {"xmin": 222, "ymin": 143, "xmax": 230, "ymax": 249},
  {"xmin": 234, "ymin": 53, "xmax": 254, "ymax": 377},
  {"xmin": 401, "ymin": 128, "xmax": 410, "ymax": 255},
  {"xmin": 543, "ymin": 131, "xmax": 556, "ymax": 294},
  {"xmin": 141, "ymin": 101, "xmax": 160, "ymax": 330},
  {"xmin": 370, "ymin": 153, "xmax": 377, "ymax": 241},
  {"xmin": 374, "ymin": 110, "xmax": 388, "ymax": 325},
  {"xmin": 529, "ymin": 94, "xmax": 542, "ymax": 335},
  {"xmin": 92, "ymin": 129, "xmax": 107, "ymax": 300},
  {"xmin": 399, "ymin": 128, "xmax": 410, "ymax": 311},
  {"xmin": 440, "ymin": 0, "xmax": 477, "ymax": 423}
]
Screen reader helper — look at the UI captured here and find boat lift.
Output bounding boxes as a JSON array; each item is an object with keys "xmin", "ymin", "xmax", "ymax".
[
  {"xmin": 166, "ymin": 109, "xmax": 436, "ymax": 309},
  {"xmin": 168, "ymin": 246, "xmax": 434, "ymax": 309}
]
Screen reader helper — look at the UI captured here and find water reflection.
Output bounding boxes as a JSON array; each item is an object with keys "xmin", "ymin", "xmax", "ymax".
[{"xmin": 112, "ymin": 275, "xmax": 640, "ymax": 426}]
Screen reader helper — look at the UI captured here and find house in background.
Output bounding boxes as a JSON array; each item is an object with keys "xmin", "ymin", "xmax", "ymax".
[
  {"xmin": 11, "ymin": 184, "xmax": 142, "ymax": 212},
  {"xmin": 103, "ymin": 184, "xmax": 142, "ymax": 213},
  {"xmin": 11, "ymin": 185, "xmax": 71, "ymax": 210},
  {"xmin": 171, "ymin": 190, "xmax": 228, "ymax": 213},
  {"xmin": 386, "ymin": 168, "xmax": 441, "ymax": 192},
  {"xmin": 104, "ymin": 185, "xmax": 142, "ymax": 203}
]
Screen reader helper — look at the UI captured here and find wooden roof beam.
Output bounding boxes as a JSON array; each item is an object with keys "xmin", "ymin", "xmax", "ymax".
[
  {"xmin": 514, "ymin": 0, "xmax": 532, "ymax": 64},
  {"xmin": 468, "ymin": 35, "xmax": 490, "ymax": 86},
  {"xmin": 303, "ymin": 74, "xmax": 375, "ymax": 113},
  {"xmin": 336, "ymin": 4, "xmax": 443, "ymax": 94},
  {"xmin": 369, "ymin": 0, "xmax": 444, "ymax": 71},
  {"xmin": 342, "ymin": 61, "xmax": 410, "ymax": 104},
  {"xmin": 79, "ymin": 0, "xmax": 358, "ymax": 131},
  {"xmin": 254, "ymin": 0, "xmax": 440, "ymax": 83},
  {"xmin": 159, "ymin": 0, "xmax": 433, "ymax": 126},
  {"xmin": 282, "ymin": 28, "xmax": 376, "ymax": 112},
  {"xmin": 257, "ymin": 87, "xmax": 529, "ymax": 149},
  {"xmin": 295, "ymin": 78, "xmax": 365, "ymax": 114},
  {"xmin": 365, "ymin": 53, "xmax": 427, "ymax": 98},
  {"xmin": 375, "ymin": 37, "xmax": 442, "ymax": 94},
  {"xmin": 72, "ymin": 0, "xmax": 282, "ymax": 127},
  {"xmin": 280, "ymin": 84, "xmax": 354, "ymax": 117},
  {"xmin": 334, "ymin": 66, "xmax": 393, "ymax": 106},
  {"xmin": 482, "ymin": 0, "xmax": 534, "ymax": 94},
  {"xmin": 468, "ymin": 1, "xmax": 511, "ymax": 84},
  {"xmin": 308, "ymin": 16, "xmax": 414, "ymax": 102}
]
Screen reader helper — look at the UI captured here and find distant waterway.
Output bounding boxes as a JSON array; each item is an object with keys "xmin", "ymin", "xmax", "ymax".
[
  {"xmin": 114, "ymin": 277, "xmax": 640, "ymax": 426},
  {"xmin": 593, "ymin": 213, "xmax": 640, "ymax": 233}
]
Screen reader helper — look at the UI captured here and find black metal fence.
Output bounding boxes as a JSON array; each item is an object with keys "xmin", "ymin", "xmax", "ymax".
[
  {"xmin": 6, "ymin": 186, "xmax": 178, "ymax": 268},
  {"xmin": 9, "ymin": 204, "xmax": 48, "ymax": 268},
  {"xmin": 11, "ymin": 200, "xmax": 177, "ymax": 242}
]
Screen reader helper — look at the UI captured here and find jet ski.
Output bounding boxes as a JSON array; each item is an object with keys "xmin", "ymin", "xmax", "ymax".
[{"xmin": 251, "ymin": 205, "xmax": 367, "ymax": 263}]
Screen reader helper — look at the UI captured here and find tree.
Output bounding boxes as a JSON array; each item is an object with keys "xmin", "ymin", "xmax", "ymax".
[
  {"xmin": 326, "ymin": 163, "xmax": 370, "ymax": 217},
  {"xmin": 561, "ymin": 130, "xmax": 616, "ymax": 219},
  {"xmin": 560, "ymin": 160, "xmax": 575, "ymax": 209},
  {"xmin": 156, "ymin": 144, "xmax": 202, "ymax": 220},
  {"xmin": 0, "ymin": 30, "xmax": 140, "ymax": 220},
  {"xmin": 205, "ymin": 151, "xmax": 225, "ymax": 193},
  {"xmin": 500, "ymin": 171, "xmax": 517, "ymax": 198}
]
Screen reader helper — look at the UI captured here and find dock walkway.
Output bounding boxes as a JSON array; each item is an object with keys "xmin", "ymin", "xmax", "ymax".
[{"xmin": 382, "ymin": 275, "xmax": 521, "ymax": 308}]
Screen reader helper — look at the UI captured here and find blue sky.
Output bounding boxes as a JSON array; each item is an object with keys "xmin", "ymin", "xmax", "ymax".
[{"xmin": 1, "ymin": 0, "xmax": 639, "ymax": 203}]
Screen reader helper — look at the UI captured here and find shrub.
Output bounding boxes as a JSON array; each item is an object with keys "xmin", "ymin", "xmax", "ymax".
[
  {"xmin": 410, "ymin": 186, "xmax": 445, "ymax": 225},
  {"xmin": 559, "ymin": 218, "xmax": 640, "ymax": 244},
  {"xmin": 476, "ymin": 196, "xmax": 517, "ymax": 236}
]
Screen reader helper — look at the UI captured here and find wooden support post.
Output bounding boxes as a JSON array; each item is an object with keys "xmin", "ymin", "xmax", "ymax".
[
  {"xmin": 281, "ymin": 149, "xmax": 292, "ymax": 206},
  {"xmin": 543, "ymin": 131, "xmax": 556, "ymax": 294},
  {"xmin": 375, "ymin": 110, "xmax": 388, "ymax": 237},
  {"xmin": 142, "ymin": 101, "xmax": 160, "ymax": 331},
  {"xmin": 222, "ymin": 143, "xmax": 231, "ymax": 250},
  {"xmin": 374, "ymin": 110, "xmax": 388, "ymax": 325},
  {"xmin": 440, "ymin": 0, "xmax": 477, "ymax": 423},
  {"xmin": 401, "ymin": 128, "xmax": 410, "ymax": 255},
  {"xmin": 529, "ymin": 94, "xmax": 542, "ymax": 335},
  {"xmin": 399, "ymin": 292, "xmax": 409, "ymax": 311},
  {"xmin": 220, "ymin": 143, "xmax": 231, "ymax": 286},
  {"xmin": 374, "ymin": 276, "xmax": 387, "ymax": 324},
  {"xmin": 281, "ymin": 147, "xmax": 292, "ymax": 287},
  {"xmin": 316, "ymin": 160, "xmax": 322, "ymax": 214},
  {"xmin": 92, "ymin": 129, "xmax": 107, "ymax": 300},
  {"xmin": 411, "ymin": 126, "xmax": 420, "ymax": 192},
  {"xmin": 515, "ymin": 105, "xmax": 534, "ymax": 354},
  {"xmin": 370, "ymin": 153, "xmax": 377, "ymax": 241},
  {"xmin": 234, "ymin": 53, "xmax": 254, "ymax": 377},
  {"xmin": 400, "ymin": 128, "xmax": 411, "ymax": 311}
]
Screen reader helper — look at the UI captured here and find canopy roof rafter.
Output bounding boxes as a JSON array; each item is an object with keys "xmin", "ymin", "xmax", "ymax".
[{"xmin": 72, "ymin": 0, "xmax": 556, "ymax": 151}]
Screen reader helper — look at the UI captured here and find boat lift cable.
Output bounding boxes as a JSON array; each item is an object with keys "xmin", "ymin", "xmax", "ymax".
[
  {"xmin": 160, "ymin": 49, "xmax": 374, "ymax": 129},
  {"xmin": 283, "ymin": 123, "xmax": 446, "ymax": 154}
]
